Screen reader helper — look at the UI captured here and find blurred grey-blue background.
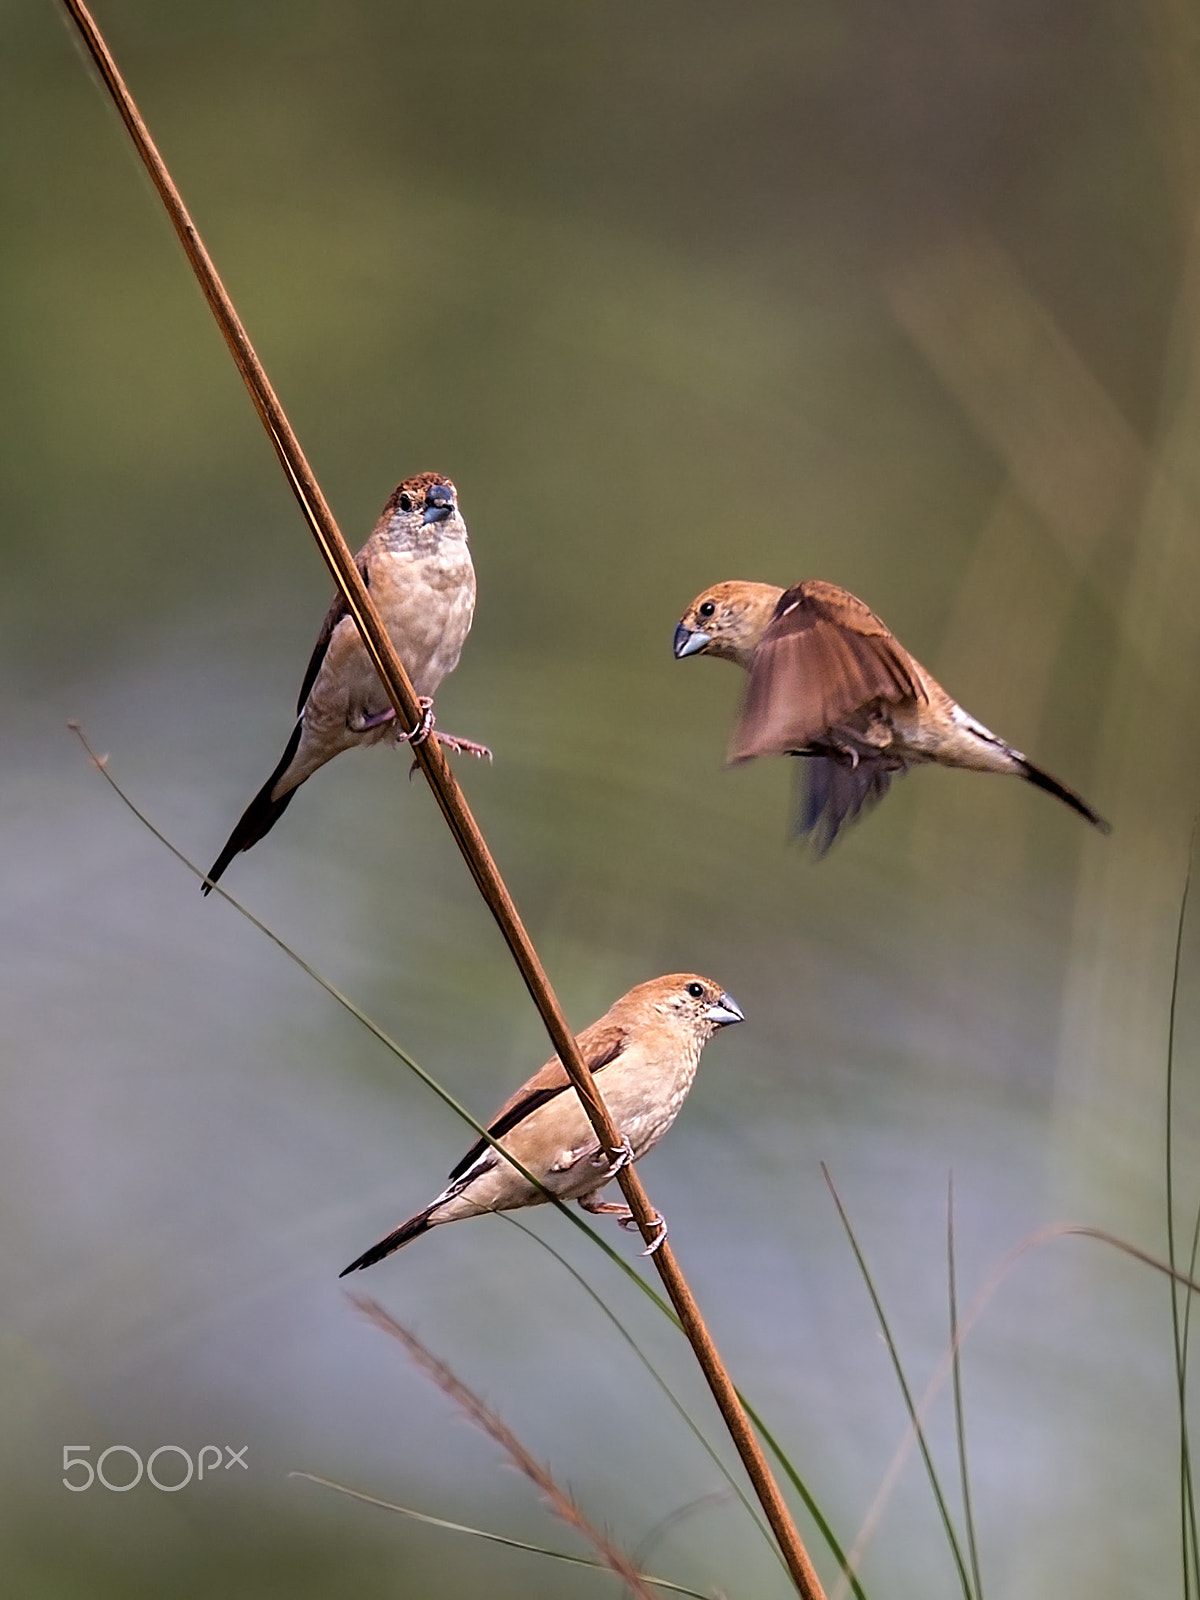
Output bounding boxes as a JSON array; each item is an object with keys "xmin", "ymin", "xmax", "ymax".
[{"xmin": 3, "ymin": 1, "xmax": 1199, "ymax": 1595}]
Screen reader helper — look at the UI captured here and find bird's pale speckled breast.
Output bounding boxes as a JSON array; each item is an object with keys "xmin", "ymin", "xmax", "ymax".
[
  {"xmin": 367, "ymin": 540, "xmax": 477, "ymax": 700},
  {"xmin": 601, "ymin": 1026, "xmax": 704, "ymax": 1161},
  {"xmin": 303, "ymin": 538, "xmax": 475, "ymax": 739}
]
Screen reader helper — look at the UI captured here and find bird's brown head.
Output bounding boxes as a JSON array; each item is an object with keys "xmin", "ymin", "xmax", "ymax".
[
  {"xmin": 618, "ymin": 973, "xmax": 745, "ymax": 1041},
  {"xmin": 674, "ymin": 581, "xmax": 784, "ymax": 670},
  {"xmin": 378, "ymin": 472, "xmax": 466, "ymax": 545}
]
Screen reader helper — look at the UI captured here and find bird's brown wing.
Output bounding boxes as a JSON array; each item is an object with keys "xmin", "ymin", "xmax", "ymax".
[
  {"xmin": 446, "ymin": 1021, "xmax": 629, "ymax": 1182},
  {"xmin": 294, "ymin": 557, "xmax": 372, "ymax": 714},
  {"xmin": 730, "ymin": 581, "xmax": 926, "ymax": 762}
]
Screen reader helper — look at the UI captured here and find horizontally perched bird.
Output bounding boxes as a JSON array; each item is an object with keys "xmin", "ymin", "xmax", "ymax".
[
  {"xmin": 674, "ymin": 579, "xmax": 1110, "ymax": 851},
  {"xmin": 340, "ymin": 974, "xmax": 744, "ymax": 1273},
  {"xmin": 204, "ymin": 472, "xmax": 488, "ymax": 892}
]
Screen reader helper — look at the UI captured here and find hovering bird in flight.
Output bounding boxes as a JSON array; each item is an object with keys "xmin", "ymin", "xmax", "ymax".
[
  {"xmin": 339, "ymin": 973, "xmax": 744, "ymax": 1273},
  {"xmin": 674, "ymin": 578, "xmax": 1109, "ymax": 851},
  {"xmin": 204, "ymin": 472, "xmax": 488, "ymax": 892}
]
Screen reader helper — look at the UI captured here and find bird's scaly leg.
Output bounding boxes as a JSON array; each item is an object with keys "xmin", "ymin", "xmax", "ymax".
[
  {"xmin": 352, "ymin": 703, "xmax": 449, "ymax": 747},
  {"xmin": 578, "ymin": 1193, "xmax": 634, "ymax": 1224},
  {"xmin": 351, "ymin": 706, "xmax": 397, "ymax": 732}
]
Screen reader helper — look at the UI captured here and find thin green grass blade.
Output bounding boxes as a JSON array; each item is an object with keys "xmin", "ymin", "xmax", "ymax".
[
  {"xmin": 511, "ymin": 1203, "xmax": 866, "ymax": 1595},
  {"xmin": 633, "ymin": 1492, "xmax": 739, "ymax": 1568},
  {"xmin": 290, "ymin": 1472, "xmax": 712, "ymax": 1597},
  {"xmin": 736, "ymin": 1394, "xmax": 870, "ymax": 1600},
  {"xmin": 1167, "ymin": 827, "xmax": 1198, "ymax": 1600},
  {"xmin": 1182, "ymin": 1200, "xmax": 1200, "ymax": 1599},
  {"xmin": 947, "ymin": 1178, "xmax": 984, "ymax": 1600},
  {"xmin": 502, "ymin": 1215, "xmax": 783, "ymax": 1570},
  {"xmin": 1181, "ymin": 1204, "xmax": 1200, "ymax": 1365},
  {"xmin": 822, "ymin": 1164, "xmax": 975, "ymax": 1600},
  {"xmin": 834, "ymin": 1221, "xmax": 1200, "ymax": 1595}
]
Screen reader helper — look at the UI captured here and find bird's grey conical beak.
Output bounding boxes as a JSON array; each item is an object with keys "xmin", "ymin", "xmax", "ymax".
[
  {"xmin": 423, "ymin": 489, "xmax": 455, "ymax": 524},
  {"xmin": 705, "ymin": 992, "xmax": 745, "ymax": 1026},
  {"xmin": 674, "ymin": 623, "xmax": 711, "ymax": 659}
]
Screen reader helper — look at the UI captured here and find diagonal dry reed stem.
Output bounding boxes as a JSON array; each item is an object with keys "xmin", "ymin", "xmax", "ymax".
[
  {"xmin": 351, "ymin": 1295, "xmax": 659, "ymax": 1600},
  {"xmin": 58, "ymin": 4, "xmax": 827, "ymax": 1594}
]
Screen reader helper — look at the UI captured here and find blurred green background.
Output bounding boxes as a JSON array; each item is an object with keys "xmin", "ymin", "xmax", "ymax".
[{"xmin": 3, "ymin": 0, "xmax": 1199, "ymax": 1595}]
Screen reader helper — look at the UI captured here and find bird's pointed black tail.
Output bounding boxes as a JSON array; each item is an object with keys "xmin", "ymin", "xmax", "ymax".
[
  {"xmin": 201, "ymin": 720, "xmax": 305, "ymax": 895},
  {"xmin": 1018, "ymin": 757, "xmax": 1111, "ymax": 832},
  {"xmin": 339, "ymin": 1207, "xmax": 435, "ymax": 1276}
]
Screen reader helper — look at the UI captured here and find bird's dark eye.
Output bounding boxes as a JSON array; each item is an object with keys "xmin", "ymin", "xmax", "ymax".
[
  {"xmin": 686, "ymin": 982, "xmax": 704, "ymax": 998},
  {"xmin": 698, "ymin": 601, "xmax": 716, "ymax": 619},
  {"xmin": 398, "ymin": 492, "xmax": 414, "ymax": 513}
]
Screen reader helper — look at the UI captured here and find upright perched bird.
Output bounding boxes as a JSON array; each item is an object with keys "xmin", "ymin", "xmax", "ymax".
[
  {"xmin": 204, "ymin": 473, "xmax": 487, "ymax": 892},
  {"xmin": 674, "ymin": 579, "xmax": 1109, "ymax": 851},
  {"xmin": 340, "ymin": 973, "xmax": 744, "ymax": 1273}
]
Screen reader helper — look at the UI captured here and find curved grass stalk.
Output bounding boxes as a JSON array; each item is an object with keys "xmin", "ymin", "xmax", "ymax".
[
  {"xmin": 1181, "ymin": 1201, "xmax": 1200, "ymax": 1600},
  {"xmin": 292, "ymin": 1472, "xmax": 710, "ymax": 1596},
  {"xmin": 829, "ymin": 1214, "xmax": 1200, "ymax": 1598},
  {"xmin": 947, "ymin": 1178, "xmax": 984, "ymax": 1600},
  {"xmin": 350, "ymin": 1298, "xmax": 674, "ymax": 1600},
  {"xmin": 735, "ymin": 1398, "xmax": 869, "ymax": 1600},
  {"xmin": 291, "ymin": 1480, "xmax": 708, "ymax": 1598},
  {"xmin": 821, "ymin": 1166, "xmax": 975, "ymax": 1600},
  {"xmin": 502, "ymin": 1215, "xmax": 783, "ymax": 1572},
  {"xmin": 633, "ymin": 1493, "xmax": 740, "ymax": 1570},
  {"xmin": 1166, "ymin": 827, "xmax": 1199, "ymax": 1598}
]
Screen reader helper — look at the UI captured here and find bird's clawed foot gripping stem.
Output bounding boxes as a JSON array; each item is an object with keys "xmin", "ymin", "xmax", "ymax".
[
  {"xmin": 591, "ymin": 1134, "xmax": 635, "ymax": 1178},
  {"xmin": 356, "ymin": 701, "xmax": 492, "ymax": 761},
  {"xmin": 578, "ymin": 1184, "xmax": 668, "ymax": 1255},
  {"xmin": 394, "ymin": 696, "xmax": 436, "ymax": 747},
  {"xmin": 627, "ymin": 1209, "xmax": 669, "ymax": 1256}
]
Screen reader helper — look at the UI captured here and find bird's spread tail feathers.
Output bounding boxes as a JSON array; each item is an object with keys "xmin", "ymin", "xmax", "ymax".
[
  {"xmin": 202, "ymin": 720, "xmax": 305, "ymax": 895},
  {"xmin": 1017, "ymin": 758, "xmax": 1111, "ymax": 832},
  {"xmin": 339, "ymin": 1206, "xmax": 436, "ymax": 1276}
]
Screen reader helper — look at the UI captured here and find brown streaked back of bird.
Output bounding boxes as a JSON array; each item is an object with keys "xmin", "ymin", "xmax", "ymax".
[
  {"xmin": 730, "ymin": 580, "xmax": 927, "ymax": 763},
  {"xmin": 479, "ymin": 1016, "xmax": 630, "ymax": 1138}
]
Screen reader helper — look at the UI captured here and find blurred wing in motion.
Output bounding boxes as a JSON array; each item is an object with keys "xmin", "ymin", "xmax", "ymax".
[{"xmin": 731, "ymin": 581, "xmax": 925, "ymax": 762}]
